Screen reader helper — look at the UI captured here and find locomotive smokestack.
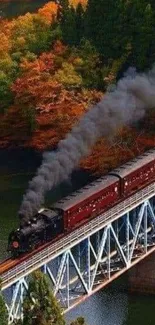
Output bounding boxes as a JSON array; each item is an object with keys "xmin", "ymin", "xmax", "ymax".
[{"xmin": 19, "ymin": 66, "xmax": 155, "ymax": 222}]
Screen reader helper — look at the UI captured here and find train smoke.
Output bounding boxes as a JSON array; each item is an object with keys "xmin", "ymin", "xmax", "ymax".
[{"xmin": 19, "ymin": 67, "xmax": 155, "ymax": 222}]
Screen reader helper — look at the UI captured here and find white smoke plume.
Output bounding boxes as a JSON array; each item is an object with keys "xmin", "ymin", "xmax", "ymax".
[{"xmin": 19, "ymin": 67, "xmax": 155, "ymax": 222}]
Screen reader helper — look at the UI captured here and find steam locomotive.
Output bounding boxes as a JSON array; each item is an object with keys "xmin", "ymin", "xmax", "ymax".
[{"xmin": 8, "ymin": 148, "xmax": 155, "ymax": 257}]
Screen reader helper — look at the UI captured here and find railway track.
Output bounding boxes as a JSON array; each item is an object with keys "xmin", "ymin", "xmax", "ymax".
[
  {"xmin": 0, "ymin": 232, "xmax": 65, "ymax": 276},
  {"xmin": 0, "ymin": 258, "xmax": 16, "ymax": 274}
]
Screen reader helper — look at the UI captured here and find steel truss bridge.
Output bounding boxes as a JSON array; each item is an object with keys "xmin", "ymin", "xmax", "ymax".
[{"xmin": 2, "ymin": 182, "xmax": 155, "ymax": 324}]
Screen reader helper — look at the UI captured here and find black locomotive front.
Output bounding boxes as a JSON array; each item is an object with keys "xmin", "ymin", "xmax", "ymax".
[{"xmin": 8, "ymin": 208, "xmax": 64, "ymax": 257}]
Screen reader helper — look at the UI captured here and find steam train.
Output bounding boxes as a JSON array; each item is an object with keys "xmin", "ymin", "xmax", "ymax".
[{"xmin": 8, "ymin": 148, "xmax": 155, "ymax": 257}]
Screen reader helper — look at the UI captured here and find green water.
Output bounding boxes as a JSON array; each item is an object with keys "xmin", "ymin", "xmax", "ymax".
[
  {"xmin": 0, "ymin": 0, "xmax": 50, "ymax": 18},
  {"xmin": 0, "ymin": 149, "xmax": 91, "ymax": 259},
  {"xmin": 1, "ymin": 149, "xmax": 155, "ymax": 324},
  {"xmin": 0, "ymin": 1, "xmax": 155, "ymax": 321},
  {"xmin": 0, "ymin": 149, "xmax": 39, "ymax": 259},
  {"xmin": 0, "ymin": 173, "xmax": 30, "ymax": 258},
  {"xmin": 66, "ymin": 277, "xmax": 155, "ymax": 325}
]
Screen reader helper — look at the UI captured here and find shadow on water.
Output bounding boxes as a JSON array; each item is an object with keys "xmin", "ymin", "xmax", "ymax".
[
  {"xmin": 0, "ymin": 149, "xmax": 40, "ymax": 259},
  {"xmin": 0, "ymin": 148, "xmax": 93, "ymax": 260},
  {"xmin": 0, "ymin": 0, "xmax": 50, "ymax": 19},
  {"xmin": 66, "ymin": 273, "xmax": 155, "ymax": 325},
  {"xmin": 65, "ymin": 285, "xmax": 128, "ymax": 325},
  {"xmin": 124, "ymin": 292, "xmax": 155, "ymax": 325},
  {"xmin": 1, "ymin": 149, "xmax": 155, "ymax": 325},
  {"xmin": 0, "ymin": 3, "xmax": 155, "ymax": 322}
]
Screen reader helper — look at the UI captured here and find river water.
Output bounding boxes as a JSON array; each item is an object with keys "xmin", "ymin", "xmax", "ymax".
[
  {"xmin": 0, "ymin": 1, "xmax": 155, "ymax": 323},
  {"xmin": 0, "ymin": 0, "xmax": 49, "ymax": 18},
  {"xmin": 0, "ymin": 149, "xmax": 155, "ymax": 325}
]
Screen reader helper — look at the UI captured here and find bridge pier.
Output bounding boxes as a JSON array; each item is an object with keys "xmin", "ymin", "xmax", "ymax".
[{"xmin": 128, "ymin": 252, "xmax": 155, "ymax": 294}]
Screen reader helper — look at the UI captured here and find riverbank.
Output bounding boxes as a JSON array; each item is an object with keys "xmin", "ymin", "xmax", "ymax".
[
  {"xmin": 0, "ymin": 0, "xmax": 49, "ymax": 18},
  {"xmin": 0, "ymin": 0, "xmax": 87, "ymax": 19}
]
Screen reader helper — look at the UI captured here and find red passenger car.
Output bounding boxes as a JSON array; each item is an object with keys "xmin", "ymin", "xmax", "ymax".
[
  {"xmin": 8, "ymin": 148, "xmax": 155, "ymax": 257},
  {"xmin": 53, "ymin": 175, "xmax": 120, "ymax": 230},
  {"xmin": 111, "ymin": 149, "xmax": 155, "ymax": 196}
]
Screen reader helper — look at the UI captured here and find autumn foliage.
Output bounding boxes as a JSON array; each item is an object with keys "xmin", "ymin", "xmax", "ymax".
[
  {"xmin": 38, "ymin": 2, "xmax": 58, "ymax": 24},
  {"xmin": 0, "ymin": 0, "xmax": 155, "ymax": 176},
  {"xmin": 69, "ymin": 0, "xmax": 87, "ymax": 8}
]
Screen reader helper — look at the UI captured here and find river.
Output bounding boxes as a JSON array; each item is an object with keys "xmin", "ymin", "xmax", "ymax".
[
  {"xmin": 0, "ymin": 149, "xmax": 155, "ymax": 325},
  {"xmin": 0, "ymin": 0, "xmax": 49, "ymax": 18},
  {"xmin": 0, "ymin": 1, "xmax": 155, "ymax": 323}
]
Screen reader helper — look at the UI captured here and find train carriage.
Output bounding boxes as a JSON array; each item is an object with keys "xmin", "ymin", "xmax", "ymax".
[
  {"xmin": 110, "ymin": 149, "xmax": 155, "ymax": 195},
  {"xmin": 53, "ymin": 175, "xmax": 120, "ymax": 230},
  {"xmin": 7, "ymin": 148, "xmax": 155, "ymax": 257}
]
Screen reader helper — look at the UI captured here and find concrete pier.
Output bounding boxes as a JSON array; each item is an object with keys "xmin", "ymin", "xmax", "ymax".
[{"xmin": 128, "ymin": 252, "xmax": 155, "ymax": 294}]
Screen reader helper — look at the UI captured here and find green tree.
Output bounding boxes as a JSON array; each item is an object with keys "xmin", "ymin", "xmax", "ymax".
[
  {"xmin": 75, "ymin": 3, "xmax": 85, "ymax": 45},
  {"xmin": 0, "ymin": 280, "xmax": 8, "ymax": 325},
  {"xmin": 0, "ymin": 72, "xmax": 13, "ymax": 113},
  {"xmin": 85, "ymin": 0, "xmax": 99, "ymax": 45},
  {"xmin": 22, "ymin": 270, "xmax": 65, "ymax": 325},
  {"xmin": 54, "ymin": 62, "xmax": 82, "ymax": 88},
  {"xmin": 73, "ymin": 40, "xmax": 104, "ymax": 89},
  {"xmin": 59, "ymin": 1, "xmax": 85, "ymax": 46},
  {"xmin": 22, "ymin": 105, "xmax": 37, "ymax": 133},
  {"xmin": 85, "ymin": 0, "xmax": 126, "ymax": 59},
  {"xmin": 70, "ymin": 317, "xmax": 87, "ymax": 325},
  {"xmin": 126, "ymin": 0, "xmax": 154, "ymax": 69},
  {"xmin": 59, "ymin": 0, "xmax": 77, "ymax": 45},
  {"xmin": 11, "ymin": 13, "xmax": 52, "ymax": 55}
]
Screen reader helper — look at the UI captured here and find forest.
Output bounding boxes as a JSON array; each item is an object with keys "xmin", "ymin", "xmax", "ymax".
[{"xmin": 0, "ymin": 0, "xmax": 155, "ymax": 174}]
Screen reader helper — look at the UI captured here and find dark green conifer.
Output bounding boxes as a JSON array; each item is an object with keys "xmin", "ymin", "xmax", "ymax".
[
  {"xmin": 75, "ymin": 3, "xmax": 85, "ymax": 45},
  {"xmin": 126, "ymin": 0, "xmax": 154, "ymax": 69},
  {"xmin": 85, "ymin": 0, "xmax": 128, "ymax": 59},
  {"xmin": 70, "ymin": 317, "xmax": 87, "ymax": 325},
  {"xmin": 59, "ymin": 0, "xmax": 77, "ymax": 45},
  {"xmin": 0, "ymin": 280, "xmax": 8, "ymax": 325}
]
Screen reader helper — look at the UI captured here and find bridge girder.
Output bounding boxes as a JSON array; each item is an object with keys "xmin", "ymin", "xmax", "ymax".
[{"xmin": 2, "ymin": 193, "xmax": 155, "ymax": 324}]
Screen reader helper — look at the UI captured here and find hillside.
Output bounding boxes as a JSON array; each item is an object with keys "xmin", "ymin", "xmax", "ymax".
[{"xmin": 0, "ymin": 0, "xmax": 155, "ymax": 175}]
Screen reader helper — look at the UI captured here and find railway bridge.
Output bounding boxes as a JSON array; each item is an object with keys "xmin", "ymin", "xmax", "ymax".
[{"xmin": 1, "ymin": 181, "xmax": 155, "ymax": 324}]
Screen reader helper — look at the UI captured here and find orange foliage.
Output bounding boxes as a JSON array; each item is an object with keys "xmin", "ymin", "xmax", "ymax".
[
  {"xmin": 81, "ymin": 126, "xmax": 155, "ymax": 175},
  {"xmin": 52, "ymin": 40, "xmax": 67, "ymax": 56},
  {"xmin": 38, "ymin": 1, "xmax": 58, "ymax": 24},
  {"xmin": 11, "ymin": 67, "xmax": 102, "ymax": 149},
  {"xmin": 0, "ymin": 2, "xmax": 58, "ymax": 57},
  {"xmin": 0, "ymin": 32, "xmax": 11, "ymax": 56},
  {"xmin": 0, "ymin": 87, "xmax": 102, "ymax": 151},
  {"xmin": 8, "ymin": 42, "xmax": 102, "ymax": 150},
  {"xmin": 69, "ymin": 0, "xmax": 87, "ymax": 8},
  {"xmin": 0, "ymin": 4, "xmax": 155, "ymax": 175}
]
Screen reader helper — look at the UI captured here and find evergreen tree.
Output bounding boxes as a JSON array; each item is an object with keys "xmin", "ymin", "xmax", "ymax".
[
  {"xmin": 75, "ymin": 3, "xmax": 85, "ymax": 45},
  {"xmin": 22, "ymin": 271, "xmax": 65, "ymax": 325},
  {"xmin": 59, "ymin": 0, "xmax": 77, "ymax": 45},
  {"xmin": 85, "ymin": 0, "xmax": 99, "ymax": 45},
  {"xmin": 126, "ymin": 0, "xmax": 154, "ymax": 69},
  {"xmin": 0, "ymin": 280, "xmax": 8, "ymax": 325},
  {"xmin": 73, "ymin": 39, "xmax": 105, "ymax": 89},
  {"xmin": 70, "ymin": 317, "xmax": 87, "ymax": 325},
  {"xmin": 85, "ymin": 0, "xmax": 127, "ymax": 59}
]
